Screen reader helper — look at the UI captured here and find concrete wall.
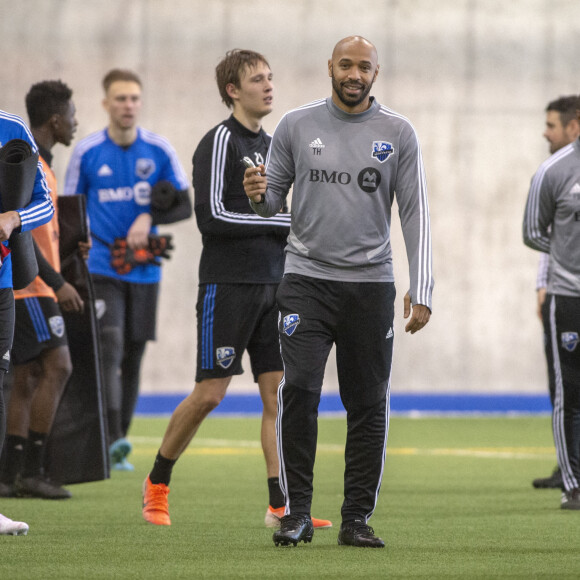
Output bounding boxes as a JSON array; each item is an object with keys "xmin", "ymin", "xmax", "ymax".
[{"xmin": 1, "ymin": 0, "xmax": 579, "ymax": 394}]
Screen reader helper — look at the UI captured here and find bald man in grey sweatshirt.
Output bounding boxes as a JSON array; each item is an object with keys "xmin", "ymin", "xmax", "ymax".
[{"xmin": 244, "ymin": 36, "xmax": 434, "ymax": 548}]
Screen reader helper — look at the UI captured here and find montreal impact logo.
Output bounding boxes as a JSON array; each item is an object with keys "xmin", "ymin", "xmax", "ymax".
[
  {"xmin": 283, "ymin": 314, "xmax": 300, "ymax": 336},
  {"xmin": 372, "ymin": 141, "xmax": 394, "ymax": 163},
  {"xmin": 216, "ymin": 346, "xmax": 236, "ymax": 369},
  {"xmin": 561, "ymin": 332, "xmax": 579, "ymax": 352}
]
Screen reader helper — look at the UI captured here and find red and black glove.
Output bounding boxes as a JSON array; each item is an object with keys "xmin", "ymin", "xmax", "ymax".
[
  {"xmin": 147, "ymin": 234, "xmax": 174, "ymax": 260},
  {"xmin": 110, "ymin": 235, "xmax": 174, "ymax": 275}
]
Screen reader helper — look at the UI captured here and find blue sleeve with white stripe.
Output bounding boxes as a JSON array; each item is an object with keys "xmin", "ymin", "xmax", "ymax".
[{"xmin": 0, "ymin": 112, "xmax": 53, "ymax": 233}]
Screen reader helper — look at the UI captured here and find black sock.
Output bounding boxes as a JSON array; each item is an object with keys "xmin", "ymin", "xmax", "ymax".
[
  {"xmin": 149, "ymin": 451, "xmax": 176, "ymax": 485},
  {"xmin": 0, "ymin": 434, "xmax": 27, "ymax": 484},
  {"xmin": 22, "ymin": 430, "xmax": 48, "ymax": 478},
  {"xmin": 268, "ymin": 477, "xmax": 285, "ymax": 509}
]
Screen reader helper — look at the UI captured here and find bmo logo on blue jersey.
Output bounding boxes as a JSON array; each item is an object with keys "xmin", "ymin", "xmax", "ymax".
[{"xmin": 98, "ymin": 181, "xmax": 151, "ymax": 206}]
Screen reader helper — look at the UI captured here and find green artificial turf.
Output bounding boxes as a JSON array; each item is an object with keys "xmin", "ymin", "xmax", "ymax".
[{"xmin": 2, "ymin": 416, "xmax": 579, "ymax": 579}]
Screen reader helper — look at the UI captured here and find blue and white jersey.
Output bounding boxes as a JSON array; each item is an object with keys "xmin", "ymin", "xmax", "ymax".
[
  {"xmin": 0, "ymin": 111, "xmax": 53, "ymax": 289},
  {"xmin": 64, "ymin": 127, "xmax": 188, "ymax": 283}
]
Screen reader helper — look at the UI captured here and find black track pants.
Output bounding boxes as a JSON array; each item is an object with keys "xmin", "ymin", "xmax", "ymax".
[
  {"xmin": 544, "ymin": 294, "xmax": 580, "ymax": 491},
  {"xmin": 276, "ymin": 274, "xmax": 395, "ymax": 522}
]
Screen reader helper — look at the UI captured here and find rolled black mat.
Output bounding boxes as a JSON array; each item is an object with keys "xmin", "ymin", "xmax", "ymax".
[{"xmin": 0, "ymin": 138, "xmax": 40, "ymax": 289}]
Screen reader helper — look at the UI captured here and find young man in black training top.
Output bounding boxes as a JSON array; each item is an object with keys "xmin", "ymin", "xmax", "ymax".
[{"xmin": 142, "ymin": 49, "xmax": 331, "ymax": 530}]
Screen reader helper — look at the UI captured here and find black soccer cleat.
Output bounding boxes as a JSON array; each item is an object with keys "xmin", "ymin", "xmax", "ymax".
[
  {"xmin": 561, "ymin": 488, "xmax": 580, "ymax": 510},
  {"xmin": 337, "ymin": 520, "xmax": 385, "ymax": 548},
  {"xmin": 18, "ymin": 476, "xmax": 71, "ymax": 500},
  {"xmin": 532, "ymin": 466, "xmax": 563, "ymax": 489},
  {"xmin": 273, "ymin": 514, "xmax": 314, "ymax": 547},
  {"xmin": 0, "ymin": 481, "xmax": 17, "ymax": 498}
]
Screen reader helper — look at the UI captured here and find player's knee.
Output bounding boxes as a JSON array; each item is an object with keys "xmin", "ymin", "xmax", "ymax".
[
  {"xmin": 198, "ymin": 391, "xmax": 225, "ymax": 413},
  {"xmin": 342, "ymin": 379, "xmax": 388, "ymax": 413},
  {"xmin": 42, "ymin": 348, "xmax": 73, "ymax": 390},
  {"xmin": 190, "ymin": 381, "xmax": 228, "ymax": 414},
  {"xmin": 100, "ymin": 326, "xmax": 124, "ymax": 367},
  {"xmin": 53, "ymin": 355, "xmax": 73, "ymax": 386},
  {"xmin": 283, "ymin": 364, "xmax": 324, "ymax": 393},
  {"xmin": 48, "ymin": 360, "xmax": 72, "ymax": 388}
]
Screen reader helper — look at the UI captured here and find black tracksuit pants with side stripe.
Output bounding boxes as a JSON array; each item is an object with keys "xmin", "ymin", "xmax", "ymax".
[
  {"xmin": 544, "ymin": 294, "xmax": 580, "ymax": 491},
  {"xmin": 276, "ymin": 273, "xmax": 395, "ymax": 523}
]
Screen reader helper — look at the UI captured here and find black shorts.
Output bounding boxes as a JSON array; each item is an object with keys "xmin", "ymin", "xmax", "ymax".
[
  {"xmin": 92, "ymin": 275, "xmax": 159, "ymax": 342},
  {"xmin": 196, "ymin": 283, "xmax": 282, "ymax": 383},
  {"xmin": 0, "ymin": 288, "xmax": 15, "ymax": 372},
  {"xmin": 12, "ymin": 297, "xmax": 68, "ymax": 365}
]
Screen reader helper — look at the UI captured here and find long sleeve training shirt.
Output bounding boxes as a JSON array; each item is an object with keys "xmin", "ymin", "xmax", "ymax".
[
  {"xmin": 251, "ymin": 97, "xmax": 433, "ymax": 310},
  {"xmin": 524, "ymin": 139, "xmax": 580, "ymax": 296},
  {"xmin": 193, "ymin": 115, "xmax": 290, "ymax": 284}
]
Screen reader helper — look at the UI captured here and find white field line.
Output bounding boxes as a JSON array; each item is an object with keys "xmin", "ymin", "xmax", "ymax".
[{"xmin": 130, "ymin": 436, "xmax": 554, "ymax": 459}]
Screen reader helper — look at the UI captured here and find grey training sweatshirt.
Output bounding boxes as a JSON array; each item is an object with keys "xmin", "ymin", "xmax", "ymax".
[
  {"xmin": 524, "ymin": 139, "xmax": 580, "ymax": 297},
  {"xmin": 251, "ymin": 96, "xmax": 433, "ymax": 310}
]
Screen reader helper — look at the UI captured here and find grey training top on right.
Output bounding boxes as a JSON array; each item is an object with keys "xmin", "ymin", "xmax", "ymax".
[
  {"xmin": 251, "ymin": 96, "xmax": 433, "ymax": 310},
  {"xmin": 523, "ymin": 139, "xmax": 580, "ymax": 297}
]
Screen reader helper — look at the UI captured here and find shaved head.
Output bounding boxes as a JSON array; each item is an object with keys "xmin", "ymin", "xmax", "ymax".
[{"xmin": 332, "ymin": 36, "xmax": 378, "ymax": 64}]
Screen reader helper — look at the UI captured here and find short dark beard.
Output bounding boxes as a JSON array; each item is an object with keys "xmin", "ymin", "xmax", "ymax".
[{"xmin": 331, "ymin": 72, "xmax": 373, "ymax": 109}]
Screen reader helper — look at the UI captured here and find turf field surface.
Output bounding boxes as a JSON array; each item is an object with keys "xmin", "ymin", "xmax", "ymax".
[{"xmin": 2, "ymin": 416, "xmax": 579, "ymax": 579}]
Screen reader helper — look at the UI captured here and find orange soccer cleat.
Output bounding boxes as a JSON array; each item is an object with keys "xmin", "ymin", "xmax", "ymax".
[
  {"xmin": 142, "ymin": 475, "xmax": 171, "ymax": 526},
  {"xmin": 265, "ymin": 505, "xmax": 332, "ymax": 529}
]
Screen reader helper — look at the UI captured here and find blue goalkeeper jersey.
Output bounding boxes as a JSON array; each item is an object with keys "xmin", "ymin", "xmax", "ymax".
[
  {"xmin": 64, "ymin": 127, "xmax": 188, "ymax": 283},
  {"xmin": 0, "ymin": 111, "xmax": 53, "ymax": 289}
]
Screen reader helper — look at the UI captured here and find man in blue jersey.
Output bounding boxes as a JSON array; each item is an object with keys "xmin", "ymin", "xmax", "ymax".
[
  {"xmin": 64, "ymin": 69, "xmax": 191, "ymax": 470},
  {"xmin": 0, "ymin": 110, "xmax": 54, "ymax": 534},
  {"xmin": 244, "ymin": 36, "xmax": 433, "ymax": 548}
]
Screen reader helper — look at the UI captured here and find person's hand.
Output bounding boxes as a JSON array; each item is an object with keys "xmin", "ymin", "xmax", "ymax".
[
  {"xmin": 243, "ymin": 165, "xmax": 267, "ymax": 203},
  {"xmin": 0, "ymin": 211, "xmax": 21, "ymax": 242},
  {"xmin": 126, "ymin": 213, "xmax": 152, "ymax": 250},
  {"xmin": 537, "ymin": 287, "xmax": 546, "ymax": 321},
  {"xmin": 55, "ymin": 281, "xmax": 84, "ymax": 313},
  {"xmin": 78, "ymin": 240, "xmax": 91, "ymax": 261},
  {"xmin": 403, "ymin": 292, "xmax": 431, "ymax": 334}
]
